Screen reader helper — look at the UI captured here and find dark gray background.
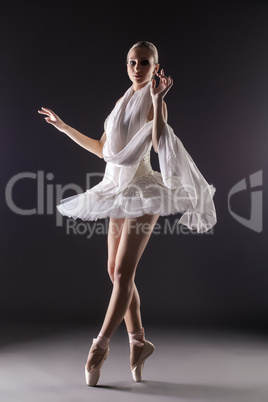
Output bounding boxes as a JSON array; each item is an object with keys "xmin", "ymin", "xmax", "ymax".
[{"xmin": 1, "ymin": 1, "xmax": 267, "ymax": 333}]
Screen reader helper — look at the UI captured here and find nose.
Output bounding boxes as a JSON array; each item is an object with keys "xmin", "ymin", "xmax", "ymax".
[{"xmin": 134, "ymin": 62, "xmax": 141, "ymax": 72}]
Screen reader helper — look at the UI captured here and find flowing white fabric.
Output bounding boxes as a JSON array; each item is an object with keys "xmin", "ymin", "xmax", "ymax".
[{"xmin": 57, "ymin": 81, "xmax": 217, "ymax": 233}]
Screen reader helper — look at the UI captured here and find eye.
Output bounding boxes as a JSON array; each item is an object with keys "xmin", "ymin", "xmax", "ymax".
[
  {"xmin": 141, "ymin": 59, "xmax": 149, "ymax": 65},
  {"xmin": 129, "ymin": 60, "xmax": 136, "ymax": 65}
]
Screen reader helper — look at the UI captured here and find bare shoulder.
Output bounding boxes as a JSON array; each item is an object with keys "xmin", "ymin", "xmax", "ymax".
[{"xmin": 147, "ymin": 100, "xmax": 168, "ymax": 122}]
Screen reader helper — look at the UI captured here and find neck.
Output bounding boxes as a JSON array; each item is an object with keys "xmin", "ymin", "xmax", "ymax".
[{"xmin": 132, "ymin": 80, "xmax": 150, "ymax": 92}]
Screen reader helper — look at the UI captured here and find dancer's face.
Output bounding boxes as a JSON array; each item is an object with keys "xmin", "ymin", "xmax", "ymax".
[{"xmin": 127, "ymin": 47, "xmax": 159, "ymax": 91}]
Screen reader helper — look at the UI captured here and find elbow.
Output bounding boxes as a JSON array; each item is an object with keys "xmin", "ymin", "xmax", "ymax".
[
  {"xmin": 98, "ymin": 137, "xmax": 107, "ymax": 159},
  {"xmin": 98, "ymin": 141, "xmax": 105, "ymax": 159}
]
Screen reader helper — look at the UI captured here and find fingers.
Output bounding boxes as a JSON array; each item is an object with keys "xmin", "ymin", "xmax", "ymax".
[
  {"xmin": 38, "ymin": 107, "xmax": 53, "ymax": 115},
  {"xmin": 38, "ymin": 107, "xmax": 58, "ymax": 124},
  {"xmin": 44, "ymin": 117, "xmax": 53, "ymax": 124},
  {"xmin": 156, "ymin": 69, "xmax": 173, "ymax": 87},
  {"xmin": 156, "ymin": 69, "xmax": 165, "ymax": 80},
  {"xmin": 41, "ymin": 107, "xmax": 54, "ymax": 113},
  {"xmin": 38, "ymin": 107, "xmax": 50, "ymax": 116},
  {"xmin": 167, "ymin": 76, "xmax": 173, "ymax": 87}
]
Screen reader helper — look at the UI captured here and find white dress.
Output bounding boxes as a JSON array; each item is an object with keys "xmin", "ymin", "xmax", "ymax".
[{"xmin": 57, "ymin": 82, "xmax": 217, "ymax": 233}]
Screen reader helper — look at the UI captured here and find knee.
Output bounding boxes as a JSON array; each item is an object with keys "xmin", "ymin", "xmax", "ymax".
[
  {"xmin": 113, "ymin": 262, "xmax": 135, "ymax": 289},
  {"xmin": 108, "ymin": 261, "xmax": 134, "ymax": 286}
]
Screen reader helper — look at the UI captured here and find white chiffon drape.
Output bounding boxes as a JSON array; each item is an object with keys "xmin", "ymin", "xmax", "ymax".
[{"xmin": 57, "ymin": 82, "xmax": 217, "ymax": 233}]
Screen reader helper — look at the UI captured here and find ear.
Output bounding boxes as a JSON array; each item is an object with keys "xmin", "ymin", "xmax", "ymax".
[{"xmin": 154, "ymin": 63, "xmax": 160, "ymax": 75}]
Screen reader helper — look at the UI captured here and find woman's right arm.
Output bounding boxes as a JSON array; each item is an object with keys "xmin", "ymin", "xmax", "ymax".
[{"xmin": 38, "ymin": 107, "xmax": 106, "ymax": 159}]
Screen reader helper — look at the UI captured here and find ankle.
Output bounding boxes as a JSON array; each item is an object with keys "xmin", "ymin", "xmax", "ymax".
[
  {"xmin": 93, "ymin": 332, "xmax": 110, "ymax": 350},
  {"xmin": 128, "ymin": 327, "xmax": 145, "ymax": 348}
]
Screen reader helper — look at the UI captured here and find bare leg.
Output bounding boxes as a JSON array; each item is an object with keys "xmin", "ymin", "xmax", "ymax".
[
  {"xmin": 100, "ymin": 214, "xmax": 159, "ymax": 338},
  {"xmin": 107, "ymin": 217, "xmax": 143, "ymax": 333},
  {"xmin": 86, "ymin": 214, "xmax": 159, "ymax": 371},
  {"xmin": 107, "ymin": 217, "xmax": 148, "ymax": 368}
]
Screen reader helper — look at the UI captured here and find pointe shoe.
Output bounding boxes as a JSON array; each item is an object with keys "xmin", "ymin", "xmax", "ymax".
[
  {"xmin": 85, "ymin": 343, "xmax": 109, "ymax": 386},
  {"xmin": 131, "ymin": 340, "xmax": 154, "ymax": 382}
]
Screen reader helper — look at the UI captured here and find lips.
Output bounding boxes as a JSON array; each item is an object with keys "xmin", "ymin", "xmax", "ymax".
[{"xmin": 133, "ymin": 75, "xmax": 142, "ymax": 79}]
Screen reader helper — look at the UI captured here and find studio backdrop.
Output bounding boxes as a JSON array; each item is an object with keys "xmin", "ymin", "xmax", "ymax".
[{"xmin": 1, "ymin": 1, "xmax": 267, "ymax": 331}]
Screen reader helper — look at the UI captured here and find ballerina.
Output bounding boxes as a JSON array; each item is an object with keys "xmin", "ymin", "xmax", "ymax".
[{"xmin": 38, "ymin": 40, "xmax": 216, "ymax": 386}]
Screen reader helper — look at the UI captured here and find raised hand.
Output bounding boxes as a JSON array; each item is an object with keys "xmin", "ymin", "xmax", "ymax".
[
  {"xmin": 151, "ymin": 69, "xmax": 173, "ymax": 100},
  {"xmin": 38, "ymin": 107, "xmax": 66, "ymax": 132}
]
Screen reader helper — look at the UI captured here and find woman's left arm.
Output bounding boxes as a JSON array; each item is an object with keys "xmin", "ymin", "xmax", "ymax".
[{"xmin": 150, "ymin": 69, "xmax": 173, "ymax": 153}]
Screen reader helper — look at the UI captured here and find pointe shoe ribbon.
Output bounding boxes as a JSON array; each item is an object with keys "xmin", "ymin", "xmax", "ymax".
[
  {"xmin": 85, "ymin": 343, "xmax": 109, "ymax": 386},
  {"xmin": 131, "ymin": 340, "xmax": 155, "ymax": 382}
]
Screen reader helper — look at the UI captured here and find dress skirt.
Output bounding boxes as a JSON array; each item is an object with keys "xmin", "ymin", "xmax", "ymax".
[{"xmin": 57, "ymin": 147, "xmax": 190, "ymax": 221}]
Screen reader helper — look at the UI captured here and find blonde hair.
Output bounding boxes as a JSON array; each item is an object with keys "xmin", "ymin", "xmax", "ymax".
[{"xmin": 126, "ymin": 41, "xmax": 159, "ymax": 64}]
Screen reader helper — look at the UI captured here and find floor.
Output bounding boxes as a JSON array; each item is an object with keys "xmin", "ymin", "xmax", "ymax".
[{"xmin": 1, "ymin": 326, "xmax": 268, "ymax": 402}]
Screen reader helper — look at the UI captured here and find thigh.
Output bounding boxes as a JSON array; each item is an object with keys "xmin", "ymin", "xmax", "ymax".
[
  {"xmin": 107, "ymin": 217, "xmax": 125, "ymax": 268},
  {"xmin": 115, "ymin": 214, "xmax": 159, "ymax": 275}
]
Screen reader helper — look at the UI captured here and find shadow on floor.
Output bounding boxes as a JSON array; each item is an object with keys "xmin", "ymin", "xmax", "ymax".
[{"xmin": 97, "ymin": 380, "xmax": 255, "ymax": 400}]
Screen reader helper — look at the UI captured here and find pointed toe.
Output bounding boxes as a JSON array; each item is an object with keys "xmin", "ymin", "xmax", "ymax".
[
  {"xmin": 131, "ymin": 340, "xmax": 154, "ymax": 382},
  {"xmin": 85, "ymin": 344, "xmax": 109, "ymax": 386}
]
